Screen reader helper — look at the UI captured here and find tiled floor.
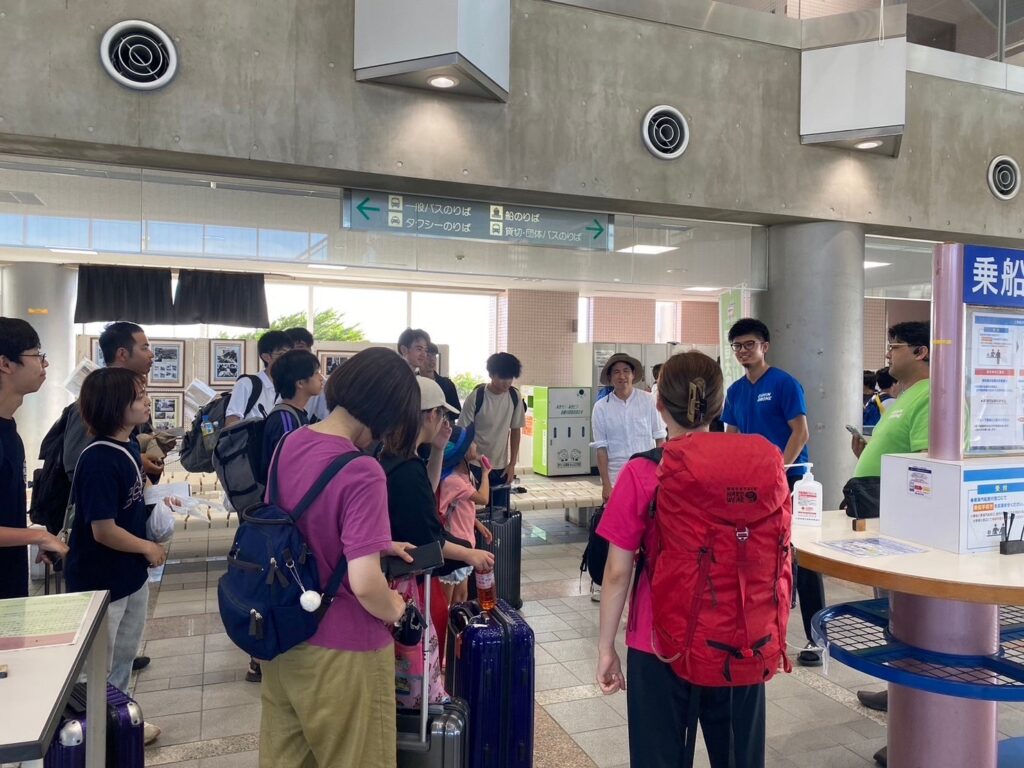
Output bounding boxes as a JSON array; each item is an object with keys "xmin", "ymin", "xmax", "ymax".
[{"xmin": 39, "ymin": 473, "xmax": 1024, "ymax": 767}]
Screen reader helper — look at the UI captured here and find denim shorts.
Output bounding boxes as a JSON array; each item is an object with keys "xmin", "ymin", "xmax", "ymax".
[{"xmin": 438, "ymin": 565, "xmax": 473, "ymax": 585}]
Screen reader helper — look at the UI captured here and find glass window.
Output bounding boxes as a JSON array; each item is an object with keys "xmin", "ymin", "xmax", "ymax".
[
  {"xmin": 24, "ymin": 216, "xmax": 89, "ymax": 249},
  {"xmin": 204, "ymin": 225, "xmax": 258, "ymax": 258},
  {"xmin": 0, "ymin": 214, "xmax": 23, "ymax": 246},
  {"xmin": 907, "ymin": 0, "xmax": 999, "ymax": 60},
  {"xmin": 146, "ymin": 221, "xmax": 203, "ymax": 254},
  {"xmin": 92, "ymin": 220, "xmax": 142, "ymax": 253},
  {"xmin": 410, "ymin": 292, "xmax": 496, "ymax": 381},
  {"xmin": 655, "ymin": 301, "xmax": 680, "ymax": 344},
  {"xmin": 1007, "ymin": 0, "xmax": 1024, "ymax": 64},
  {"xmin": 258, "ymin": 229, "xmax": 310, "ymax": 260},
  {"xmin": 313, "ymin": 285, "xmax": 408, "ymax": 344}
]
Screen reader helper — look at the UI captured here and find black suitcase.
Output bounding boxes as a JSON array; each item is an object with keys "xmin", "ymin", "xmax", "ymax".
[
  {"xmin": 469, "ymin": 486, "xmax": 522, "ymax": 609},
  {"xmin": 397, "ymin": 560, "xmax": 469, "ymax": 768}
]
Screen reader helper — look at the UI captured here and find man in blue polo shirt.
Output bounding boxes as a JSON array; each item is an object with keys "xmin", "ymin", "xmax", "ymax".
[{"xmin": 722, "ymin": 317, "xmax": 823, "ymax": 665}]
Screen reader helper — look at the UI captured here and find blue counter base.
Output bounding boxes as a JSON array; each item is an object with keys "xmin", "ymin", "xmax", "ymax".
[
  {"xmin": 810, "ymin": 600, "xmax": 1024, "ymax": 702},
  {"xmin": 1000, "ymin": 737, "xmax": 1024, "ymax": 766}
]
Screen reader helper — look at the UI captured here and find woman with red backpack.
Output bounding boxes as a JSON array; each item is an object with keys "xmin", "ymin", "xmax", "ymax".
[{"xmin": 595, "ymin": 351, "xmax": 793, "ymax": 768}]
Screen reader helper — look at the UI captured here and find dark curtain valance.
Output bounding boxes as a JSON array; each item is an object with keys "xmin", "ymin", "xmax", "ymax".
[
  {"xmin": 73, "ymin": 265, "xmax": 175, "ymax": 324},
  {"xmin": 174, "ymin": 269, "xmax": 270, "ymax": 328}
]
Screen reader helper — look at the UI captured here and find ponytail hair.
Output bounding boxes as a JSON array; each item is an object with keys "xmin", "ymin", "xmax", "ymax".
[{"xmin": 656, "ymin": 352, "xmax": 724, "ymax": 429}]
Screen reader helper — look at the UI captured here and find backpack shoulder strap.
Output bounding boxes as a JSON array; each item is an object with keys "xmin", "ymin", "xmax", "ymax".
[
  {"xmin": 874, "ymin": 394, "xmax": 886, "ymax": 414},
  {"xmin": 510, "ymin": 386, "xmax": 520, "ymax": 414},
  {"xmin": 241, "ymin": 374, "xmax": 263, "ymax": 418},
  {"xmin": 473, "ymin": 384, "xmax": 486, "ymax": 417},
  {"xmin": 630, "ymin": 447, "xmax": 664, "ymax": 465}
]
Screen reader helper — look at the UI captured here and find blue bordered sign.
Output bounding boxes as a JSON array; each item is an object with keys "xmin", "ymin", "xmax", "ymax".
[{"xmin": 964, "ymin": 244, "xmax": 1024, "ymax": 309}]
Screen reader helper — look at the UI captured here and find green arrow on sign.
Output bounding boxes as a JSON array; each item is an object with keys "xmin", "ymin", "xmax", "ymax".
[
  {"xmin": 356, "ymin": 197, "xmax": 380, "ymax": 220},
  {"xmin": 585, "ymin": 218, "xmax": 604, "ymax": 239}
]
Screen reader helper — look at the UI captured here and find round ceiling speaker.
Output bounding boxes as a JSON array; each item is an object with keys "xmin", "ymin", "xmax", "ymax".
[
  {"xmin": 988, "ymin": 155, "xmax": 1020, "ymax": 201},
  {"xmin": 100, "ymin": 20, "xmax": 178, "ymax": 91},
  {"xmin": 642, "ymin": 105, "xmax": 690, "ymax": 160}
]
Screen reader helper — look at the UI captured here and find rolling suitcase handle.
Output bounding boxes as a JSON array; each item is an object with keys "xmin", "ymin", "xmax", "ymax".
[{"xmin": 396, "ymin": 567, "xmax": 438, "ymax": 753}]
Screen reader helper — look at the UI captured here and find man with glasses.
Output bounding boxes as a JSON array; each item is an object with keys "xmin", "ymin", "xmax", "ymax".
[
  {"xmin": 397, "ymin": 328, "xmax": 431, "ymax": 374},
  {"xmin": 0, "ymin": 318, "xmax": 68, "ymax": 599},
  {"xmin": 722, "ymin": 318, "xmax": 822, "ymax": 664},
  {"xmin": 852, "ymin": 322, "xmax": 931, "ymax": 765}
]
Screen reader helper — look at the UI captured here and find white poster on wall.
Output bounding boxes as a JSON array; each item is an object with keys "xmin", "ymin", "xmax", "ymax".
[{"xmin": 966, "ymin": 310, "xmax": 1024, "ymax": 455}]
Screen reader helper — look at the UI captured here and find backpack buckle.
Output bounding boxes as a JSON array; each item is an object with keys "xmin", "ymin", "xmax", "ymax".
[{"xmin": 736, "ymin": 527, "xmax": 749, "ymax": 542}]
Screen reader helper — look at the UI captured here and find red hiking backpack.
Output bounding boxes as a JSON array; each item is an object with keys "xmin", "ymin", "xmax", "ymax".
[{"xmin": 649, "ymin": 431, "xmax": 793, "ymax": 687}]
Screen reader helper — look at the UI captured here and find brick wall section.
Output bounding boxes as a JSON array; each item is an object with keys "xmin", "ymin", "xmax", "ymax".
[
  {"xmin": 501, "ymin": 289, "xmax": 577, "ymax": 386},
  {"xmin": 679, "ymin": 301, "xmax": 719, "ymax": 345},
  {"xmin": 590, "ymin": 297, "xmax": 656, "ymax": 343},
  {"xmin": 863, "ymin": 297, "xmax": 887, "ymax": 370}
]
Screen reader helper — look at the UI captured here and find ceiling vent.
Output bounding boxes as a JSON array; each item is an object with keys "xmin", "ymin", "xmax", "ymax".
[
  {"xmin": 100, "ymin": 20, "xmax": 178, "ymax": 91},
  {"xmin": 642, "ymin": 105, "xmax": 690, "ymax": 160},
  {"xmin": 988, "ymin": 156, "xmax": 1021, "ymax": 201}
]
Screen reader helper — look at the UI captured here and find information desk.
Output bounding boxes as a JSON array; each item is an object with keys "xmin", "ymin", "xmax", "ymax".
[
  {"xmin": 0, "ymin": 591, "xmax": 110, "ymax": 766},
  {"xmin": 793, "ymin": 513, "xmax": 1024, "ymax": 768}
]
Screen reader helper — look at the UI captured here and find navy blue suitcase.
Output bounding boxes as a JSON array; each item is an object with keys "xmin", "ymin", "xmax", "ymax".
[
  {"xmin": 446, "ymin": 600, "xmax": 534, "ymax": 768},
  {"xmin": 44, "ymin": 682, "xmax": 145, "ymax": 768}
]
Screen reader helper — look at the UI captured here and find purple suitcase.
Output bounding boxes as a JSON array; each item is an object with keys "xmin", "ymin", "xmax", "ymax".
[
  {"xmin": 446, "ymin": 599, "xmax": 534, "ymax": 768},
  {"xmin": 44, "ymin": 682, "xmax": 145, "ymax": 768}
]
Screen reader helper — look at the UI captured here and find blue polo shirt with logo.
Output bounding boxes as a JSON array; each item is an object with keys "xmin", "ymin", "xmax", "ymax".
[{"xmin": 722, "ymin": 367, "xmax": 809, "ymax": 479}]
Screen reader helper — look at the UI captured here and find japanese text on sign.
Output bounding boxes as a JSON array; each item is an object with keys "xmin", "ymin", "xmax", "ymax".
[{"xmin": 965, "ymin": 245, "xmax": 1024, "ymax": 309}]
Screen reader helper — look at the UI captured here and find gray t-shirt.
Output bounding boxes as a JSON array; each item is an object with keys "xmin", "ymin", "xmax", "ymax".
[{"xmin": 457, "ymin": 387, "xmax": 526, "ymax": 471}]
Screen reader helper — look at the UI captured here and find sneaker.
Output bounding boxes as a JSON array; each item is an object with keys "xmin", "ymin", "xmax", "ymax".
[
  {"xmin": 872, "ymin": 746, "xmax": 887, "ymax": 766},
  {"xmin": 245, "ymin": 659, "xmax": 262, "ymax": 683},
  {"xmin": 797, "ymin": 642, "xmax": 822, "ymax": 667},
  {"xmin": 590, "ymin": 583, "xmax": 601, "ymax": 603},
  {"xmin": 143, "ymin": 722, "xmax": 161, "ymax": 745},
  {"xmin": 857, "ymin": 689, "xmax": 889, "ymax": 712},
  {"xmin": 132, "ymin": 655, "xmax": 151, "ymax": 671}
]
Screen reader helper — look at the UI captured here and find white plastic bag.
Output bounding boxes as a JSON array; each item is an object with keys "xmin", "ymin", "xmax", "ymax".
[{"xmin": 147, "ymin": 498, "xmax": 178, "ymax": 543}]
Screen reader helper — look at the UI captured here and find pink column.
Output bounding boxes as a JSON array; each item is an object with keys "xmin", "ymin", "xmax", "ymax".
[{"xmin": 929, "ymin": 243, "xmax": 965, "ymax": 461}]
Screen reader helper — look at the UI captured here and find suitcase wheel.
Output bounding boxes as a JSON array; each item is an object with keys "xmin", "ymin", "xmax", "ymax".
[{"xmin": 59, "ymin": 719, "xmax": 84, "ymax": 748}]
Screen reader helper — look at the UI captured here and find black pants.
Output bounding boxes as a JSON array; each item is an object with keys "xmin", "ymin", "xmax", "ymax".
[
  {"xmin": 469, "ymin": 465, "xmax": 511, "ymax": 513},
  {"xmin": 626, "ymin": 648, "xmax": 766, "ymax": 768},
  {"xmin": 786, "ymin": 474, "xmax": 826, "ymax": 642}
]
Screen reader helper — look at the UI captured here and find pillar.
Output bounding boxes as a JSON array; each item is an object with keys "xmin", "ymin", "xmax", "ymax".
[
  {"xmin": 589, "ymin": 297, "xmax": 656, "ymax": 344},
  {"xmin": 756, "ymin": 222, "xmax": 865, "ymax": 502},
  {"xmin": 1, "ymin": 262, "xmax": 77, "ymax": 466},
  {"xmin": 500, "ymin": 289, "xmax": 578, "ymax": 387}
]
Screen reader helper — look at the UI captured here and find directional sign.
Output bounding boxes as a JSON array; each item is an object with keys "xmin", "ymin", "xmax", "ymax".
[
  {"xmin": 965, "ymin": 244, "xmax": 1024, "ymax": 309},
  {"xmin": 343, "ymin": 190, "xmax": 613, "ymax": 251}
]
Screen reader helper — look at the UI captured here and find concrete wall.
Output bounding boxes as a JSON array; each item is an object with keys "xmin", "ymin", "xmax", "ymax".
[{"xmin": 0, "ymin": 1, "xmax": 1022, "ymax": 245}]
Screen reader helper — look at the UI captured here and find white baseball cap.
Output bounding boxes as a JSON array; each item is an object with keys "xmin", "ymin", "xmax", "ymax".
[{"xmin": 418, "ymin": 375, "xmax": 459, "ymax": 414}]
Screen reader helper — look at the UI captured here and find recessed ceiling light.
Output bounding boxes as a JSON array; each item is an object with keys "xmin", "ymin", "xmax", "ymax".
[
  {"xmin": 48, "ymin": 248, "xmax": 98, "ymax": 255},
  {"xmin": 855, "ymin": 140, "xmax": 884, "ymax": 150},
  {"xmin": 427, "ymin": 75, "xmax": 459, "ymax": 89},
  {"xmin": 688, "ymin": 286, "xmax": 718, "ymax": 292},
  {"xmin": 617, "ymin": 245, "xmax": 678, "ymax": 255},
  {"xmin": 864, "ymin": 261, "xmax": 891, "ymax": 269},
  {"xmin": 308, "ymin": 263, "xmax": 348, "ymax": 271}
]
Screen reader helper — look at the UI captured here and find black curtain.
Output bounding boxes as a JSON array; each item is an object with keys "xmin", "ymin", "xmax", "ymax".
[
  {"xmin": 174, "ymin": 269, "xmax": 270, "ymax": 327},
  {"xmin": 74, "ymin": 265, "xmax": 175, "ymax": 324}
]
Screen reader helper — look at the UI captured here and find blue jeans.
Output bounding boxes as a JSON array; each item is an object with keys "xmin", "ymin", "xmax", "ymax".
[{"xmin": 107, "ymin": 581, "xmax": 149, "ymax": 692}]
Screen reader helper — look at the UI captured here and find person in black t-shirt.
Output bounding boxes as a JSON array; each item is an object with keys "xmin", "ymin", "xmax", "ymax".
[
  {"xmin": 0, "ymin": 318, "xmax": 67, "ymax": 599},
  {"xmin": 424, "ymin": 344, "xmax": 461, "ymax": 417},
  {"xmin": 64, "ymin": 368, "xmax": 166, "ymax": 746}
]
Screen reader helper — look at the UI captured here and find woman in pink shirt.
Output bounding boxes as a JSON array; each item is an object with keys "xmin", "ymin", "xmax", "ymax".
[
  {"xmin": 595, "ymin": 352, "xmax": 766, "ymax": 768},
  {"xmin": 259, "ymin": 347, "xmax": 420, "ymax": 768}
]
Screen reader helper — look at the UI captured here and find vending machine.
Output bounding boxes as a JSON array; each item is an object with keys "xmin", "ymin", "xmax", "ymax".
[{"xmin": 531, "ymin": 386, "xmax": 592, "ymax": 476}]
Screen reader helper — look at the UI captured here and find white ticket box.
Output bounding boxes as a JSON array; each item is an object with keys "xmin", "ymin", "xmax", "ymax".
[{"xmin": 881, "ymin": 453, "xmax": 1024, "ymax": 554}]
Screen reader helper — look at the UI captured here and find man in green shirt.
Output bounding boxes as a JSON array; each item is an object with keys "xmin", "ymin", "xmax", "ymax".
[{"xmin": 850, "ymin": 321, "xmax": 930, "ymax": 767}]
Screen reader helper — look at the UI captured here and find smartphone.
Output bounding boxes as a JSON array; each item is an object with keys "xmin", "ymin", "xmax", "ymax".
[
  {"xmin": 845, "ymin": 424, "xmax": 866, "ymax": 441},
  {"xmin": 381, "ymin": 541, "xmax": 444, "ymax": 580}
]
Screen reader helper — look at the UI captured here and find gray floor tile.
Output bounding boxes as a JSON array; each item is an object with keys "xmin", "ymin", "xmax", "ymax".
[
  {"xmin": 540, "ymin": 637, "xmax": 599, "ymax": 662},
  {"xmin": 571, "ymin": 724, "xmax": 630, "ymax": 767},
  {"xmin": 787, "ymin": 746, "xmax": 874, "ymax": 767},
  {"xmin": 139, "ymin": 654, "xmax": 206, "ymax": 680},
  {"xmin": 199, "ymin": 752, "xmax": 260, "ymax": 768},
  {"xmin": 145, "ymin": 635, "xmax": 206, "ymax": 658},
  {"xmin": 135, "ymin": 686, "xmax": 204, "ymax": 717},
  {"xmin": 536, "ymin": 663, "xmax": 589, "ymax": 692},
  {"xmin": 149, "ymin": 711, "xmax": 203, "ymax": 747},
  {"xmin": 545, "ymin": 698, "xmax": 625, "ymax": 734},
  {"xmin": 200, "ymin": 703, "xmax": 262, "ymax": 740},
  {"xmin": 202, "ymin": 680, "xmax": 263, "ymax": 710}
]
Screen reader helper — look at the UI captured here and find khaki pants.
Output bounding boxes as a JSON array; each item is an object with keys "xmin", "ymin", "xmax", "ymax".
[{"xmin": 259, "ymin": 643, "xmax": 396, "ymax": 768}]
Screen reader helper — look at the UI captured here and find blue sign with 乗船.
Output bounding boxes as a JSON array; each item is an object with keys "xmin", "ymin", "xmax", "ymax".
[{"xmin": 964, "ymin": 244, "xmax": 1024, "ymax": 309}]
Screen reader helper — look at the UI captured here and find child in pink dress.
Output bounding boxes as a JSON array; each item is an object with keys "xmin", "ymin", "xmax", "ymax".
[{"xmin": 438, "ymin": 425, "xmax": 494, "ymax": 604}]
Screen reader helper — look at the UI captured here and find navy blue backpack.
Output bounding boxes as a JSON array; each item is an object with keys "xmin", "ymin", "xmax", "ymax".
[{"xmin": 217, "ymin": 443, "xmax": 366, "ymax": 660}]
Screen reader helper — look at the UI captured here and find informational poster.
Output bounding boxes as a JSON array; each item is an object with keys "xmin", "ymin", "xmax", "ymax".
[
  {"xmin": 962, "ymin": 474, "xmax": 1024, "ymax": 549},
  {"xmin": 0, "ymin": 593, "xmax": 91, "ymax": 651},
  {"xmin": 965, "ymin": 308, "xmax": 1024, "ymax": 455},
  {"xmin": 819, "ymin": 538, "xmax": 928, "ymax": 558}
]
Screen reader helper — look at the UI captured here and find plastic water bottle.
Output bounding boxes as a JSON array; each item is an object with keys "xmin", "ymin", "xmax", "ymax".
[
  {"xmin": 201, "ymin": 415, "xmax": 216, "ymax": 450},
  {"xmin": 791, "ymin": 463, "xmax": 823, "ymax": 526},
  {"xmin": 475, "ymin": 569, "xmax": 497, "ymax": 612}
]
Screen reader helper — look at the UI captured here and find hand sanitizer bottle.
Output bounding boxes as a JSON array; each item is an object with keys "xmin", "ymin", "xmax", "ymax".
[{"xmin": 791, "ymin": 464, "xmax": 823, "ymax": 526}]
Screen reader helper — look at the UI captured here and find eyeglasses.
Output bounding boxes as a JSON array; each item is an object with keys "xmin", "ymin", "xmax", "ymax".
[
  {"xmin": 730, "ymin": 340, "xmax": 761, "ymax": 352},
  {"xmin": 21, "ymin": 352, "xmax": 47, "ymax": 363},
  {"xmin": 886, "ymin": 343, "xmax": 911, "ymax": 353}
]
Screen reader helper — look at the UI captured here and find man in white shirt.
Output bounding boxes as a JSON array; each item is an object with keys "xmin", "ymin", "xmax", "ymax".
[
  {"xmin": 591, "ymin": 353, "xmax": 666, "ymax": 503},
  {"xmin": 224, "ymin": 330, "xmax": 291, "ymax": 425}
]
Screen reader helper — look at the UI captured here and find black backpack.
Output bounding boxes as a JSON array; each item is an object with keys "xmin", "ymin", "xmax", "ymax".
[
  {"xmin": 180, "ymin": 375, "xmax": 262, "ymax": 473},
  {"xmin": 472, "ymin": 384, "xmax": 523, "ymax": 420},
  {"xmin": 29, "ymin": 403, "xmax": 77, "ymax": 534},
  {"xmin": 580, "ymin": 447, "xmax": 662, "ymax": 586}
]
